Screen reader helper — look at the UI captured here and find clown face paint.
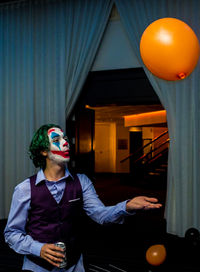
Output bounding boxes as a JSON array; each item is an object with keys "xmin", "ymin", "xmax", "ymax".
[{"xmin": 47, "ymin": 127, "xmax": 70, "ymax": 164}]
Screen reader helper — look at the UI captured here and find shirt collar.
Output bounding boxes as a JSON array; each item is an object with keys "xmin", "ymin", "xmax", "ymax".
[{"xmin": 35, "ymin": 168, "xmax": 73, "ymax": 185}]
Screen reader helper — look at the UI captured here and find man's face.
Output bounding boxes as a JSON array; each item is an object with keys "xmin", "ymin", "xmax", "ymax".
[{"xmin": 47, "ymin": 127, "xmax": 70, "ymax": 164}]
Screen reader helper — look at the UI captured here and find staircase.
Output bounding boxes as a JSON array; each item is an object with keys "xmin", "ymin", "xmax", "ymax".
[{"xmin": 120, "ymin": 130, "xmax": 169, "ymax": 184}]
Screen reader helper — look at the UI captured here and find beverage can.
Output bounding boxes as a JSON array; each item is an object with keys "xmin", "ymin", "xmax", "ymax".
[{"xmin": 55, "ymin": 242, "xmax": 67, "ymax": 268}]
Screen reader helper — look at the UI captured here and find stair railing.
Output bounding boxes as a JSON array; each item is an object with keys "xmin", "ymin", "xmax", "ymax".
[
  {"xmin": 134, "ymin": 138, "xmax": 169, "ymax": 164},
  {"xmin": 120, "ymin": 130, "xmax": 169, "ymax": 163}
]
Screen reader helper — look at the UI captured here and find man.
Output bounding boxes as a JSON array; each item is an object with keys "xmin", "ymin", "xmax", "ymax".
[{"xmin": 4, "ymin": 124, "xmax": 162, "ymax": 272}]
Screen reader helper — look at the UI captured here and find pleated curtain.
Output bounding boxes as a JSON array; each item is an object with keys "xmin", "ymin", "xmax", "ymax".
[
  {"xmin": 2, "ymin": 0, "xmax": 199, "ymax": 238},
  {"xmin": 115, "ymin": 0, "xmax": 200, "ymax": 237},
  {"xmin": 0, "ymin": 0, "xmax": 113, "ymax": 218}
]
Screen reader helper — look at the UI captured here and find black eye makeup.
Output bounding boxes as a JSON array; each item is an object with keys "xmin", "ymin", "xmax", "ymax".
[
  {"xmin": 63, "ymin": 136, "xmax": 69, "ymax": 142},
  {"xmin": 52, "ymin": 137, "xmax": 60, "ymax": 142}
]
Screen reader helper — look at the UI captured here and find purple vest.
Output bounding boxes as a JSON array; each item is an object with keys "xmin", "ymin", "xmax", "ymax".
[{"xmin": 26, "ymin": 173, "xmax": 83, "ymax": 270}]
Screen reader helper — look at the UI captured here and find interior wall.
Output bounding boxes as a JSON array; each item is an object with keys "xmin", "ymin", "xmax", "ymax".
[
  {"xmin": 153, "ymin": 127, "xmax": 169, "ymax": 156},
  {"xmin": 142, "ymin": 127, "xmax": 153, "ymax": 155},
  {"xmin": 94, "ymin": 120, "xmax": 130, "ymax": 173},
  {"xmin": 94, "ymin": 121, "xmax": 168, "ymax": 174},
  {"xmin": 142, "ymin": 126, "xmax": 168, "ymax": 157},
  {"xmin": 116, "ymin": 120, "xmax": 130, "ymax": 173},
  {"xmin": 91, "ymin": 13, "xmax": 141, "ymax": 71},
  {"xmin": 95, "ymin": 122, "xmax": 116, "ymax": 173}
]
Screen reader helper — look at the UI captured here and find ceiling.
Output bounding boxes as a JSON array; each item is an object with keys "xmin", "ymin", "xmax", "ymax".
[{"xmin": 87, "ymin": 104, "xmax": 165, "ymax": 122}]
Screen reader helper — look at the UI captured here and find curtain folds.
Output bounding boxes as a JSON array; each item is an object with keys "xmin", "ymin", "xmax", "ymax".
[
  {"xmin": 0, "ymin": 0, "xmax": 113, "ymax": 218},
  {"xmin": 0, "ymin": 0, "xmax": 68, "ymax": 218},
  {"xmin": 115, "ymin": 0, "xmax": 200, "ymax": 236},
  {"xmin": 2, "ymin": 0, "xmax": 199, "ymax": 238},
  {"xmin": 64, "ymin": 0, "xmax": 113, "ymax": 118}
]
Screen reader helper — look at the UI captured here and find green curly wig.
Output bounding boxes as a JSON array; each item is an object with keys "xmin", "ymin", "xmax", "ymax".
[{"xmin": 29, "ymin": 124, "xmax": 61, "ymax": 169}]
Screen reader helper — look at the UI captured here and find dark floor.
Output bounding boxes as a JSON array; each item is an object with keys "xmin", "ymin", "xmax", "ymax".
[{"xmin": 1, "ymin": 173, "xmax": 200, "ymax": 272}]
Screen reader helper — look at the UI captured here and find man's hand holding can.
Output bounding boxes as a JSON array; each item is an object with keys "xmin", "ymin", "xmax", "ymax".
[{"xmin": 40, "ymin": 243, "xmax": 66, "ymax": 268}]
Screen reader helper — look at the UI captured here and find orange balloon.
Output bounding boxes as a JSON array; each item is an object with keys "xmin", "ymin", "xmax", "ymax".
[
  {"xmin": 146, "ymin": 244, "xmax": 167, "ymax": 266},
  {"xmin": 140, "ymin": 18, "xmax": 200, "ymax": 80}
]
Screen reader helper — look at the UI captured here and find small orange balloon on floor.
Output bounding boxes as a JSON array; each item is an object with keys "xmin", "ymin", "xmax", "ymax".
[
  {"xmin": 140, "ymin": 17, "xmax": 200, "ymax": 81},
  {"xmin": 146, "ymin": 244, "xmax": 167, "ymax": 266}
]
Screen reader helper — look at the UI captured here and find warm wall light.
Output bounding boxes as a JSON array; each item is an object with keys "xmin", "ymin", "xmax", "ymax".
[
  {"xmin": 129, "ymin": 127, "xmax": 142, "ymax": 132},
  {"xmin": 124, "ymin": 110, "xmax": 167, "ymax": 127}
]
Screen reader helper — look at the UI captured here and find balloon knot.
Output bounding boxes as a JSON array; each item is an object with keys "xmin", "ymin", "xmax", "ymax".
[{"xmin": 177, "ymin": 72, "xmax": 186, "ymax": 79}]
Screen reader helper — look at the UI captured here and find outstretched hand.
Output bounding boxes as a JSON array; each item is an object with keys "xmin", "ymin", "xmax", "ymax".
[{"xmin": 126, "ymin": 196, "xmax": 162, "ymax": 212}]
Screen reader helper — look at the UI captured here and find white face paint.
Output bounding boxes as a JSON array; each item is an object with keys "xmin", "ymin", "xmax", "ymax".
[{"xmin": 47, "ymin": 127, "xmax": 70, "ymax": 164}]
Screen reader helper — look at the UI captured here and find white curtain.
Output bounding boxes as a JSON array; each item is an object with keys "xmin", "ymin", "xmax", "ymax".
[
  {"xmin": 0, "ymin": 0, "xmax": 113, "ymax": 218},
  {"xmin": 64, "ymin": 0, "xmax": 113, "ymax": 118},
  {"xmin": 0, "ymin": 0, "xmax": 67, "ymax": 218},
  {"xmin": 115, "ymin": 0, "xmax": 200, "ymax": 236}
]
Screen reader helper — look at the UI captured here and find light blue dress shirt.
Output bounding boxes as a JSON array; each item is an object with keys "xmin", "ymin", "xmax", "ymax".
[{"xmin": 4, "ymin": 168, "xmax": 132, "ymax": 272}]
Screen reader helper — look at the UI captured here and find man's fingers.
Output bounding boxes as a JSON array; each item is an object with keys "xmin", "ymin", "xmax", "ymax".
[
  {"xmin": 44, "ymin": 252, "xmax": 64, "ymax": 264},
  {"xmin": 126, "ymin": 196, "xmax": 162, "ymax": 212},
  {"xmin": 144, "ymin": 197, "xmax": 159, "ymax": 203},
  {"xmin": 144, "ymin": 203, "xmax": 162, "ymax": 209},
  {"xmin": 43, "ymin": 255, "xmax": 61, "ymax": 267},
  {"xmin": 47, "ymin": 248, "xmax": 65, "ymax": 258},
  {"xmin": 48, "ymin": 244, "xmax": 64, "ymax": 253},
  {"xmin": 45, "ymin": 244, "xmax": 65, "ymax": 258},
  {"xmin": 41, "ymin": 244, "xmax": 65, "ymax": 267}
]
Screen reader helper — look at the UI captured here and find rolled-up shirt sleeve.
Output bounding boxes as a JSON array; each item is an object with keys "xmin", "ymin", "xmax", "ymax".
[
  {"xmin": 4, "ymin": 179, "xmax": 44, "ymax": 257},
  {"xmin": 78, "ymin": 174, "xmax": 135, "ymax": 225}
]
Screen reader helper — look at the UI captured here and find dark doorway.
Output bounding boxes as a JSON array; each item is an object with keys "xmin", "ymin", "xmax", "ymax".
[
  {"xmin": 129, "ymin": 131, "xmax": 143, "ymax": 175},
  {"xmin": 67, "ymin": 68, "xmax": 164, "ymax": 176},
  {"xmin": 75, "ymin": 107, "xmax": 95, "ymax": 176}
]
